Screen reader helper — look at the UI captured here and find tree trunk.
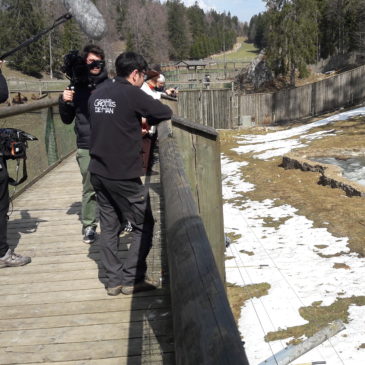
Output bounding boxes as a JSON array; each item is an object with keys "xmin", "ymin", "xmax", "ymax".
[{"xmin": 290, "ymin": 64, "xmax": 296, "ymax": 86}]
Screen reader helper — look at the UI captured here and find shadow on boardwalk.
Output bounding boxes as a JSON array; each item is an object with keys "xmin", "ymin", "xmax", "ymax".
[{"xmin": 0, "ymin": 152, "xmax": 175, "ymax": 364}]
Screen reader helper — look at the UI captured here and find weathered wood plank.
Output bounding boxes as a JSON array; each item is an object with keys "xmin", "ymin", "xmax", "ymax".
[
  {"xmin": 0, "ymin": 287, "xmax": 166, "ymax": 307},
  {"xmin": 0, "ymin": 151, "xmax": 174, "ymax": 364},
  {"xmin": 0, "ymin": 338, "xmax": 174, "ymax": 364},
  {"xmin": 157, "ymin": 120, "xmax": 248, "ymax": 365},
  {"xmin": 171, "ymin": 116, "xmax": 225, "ymax": 280},
  {"xmin": 0, "ymin": 308, "xmax": 171, "ymax": 332},
  {"xmin": 0, "ymin": 320, "xmax": 171, "ymax": 347},
  {"xmin": 0, "ymin": 296, "xmax": 169, "ymax": 320},
  {"xmin": 39, "ymin": 354, "xmax": 175, "ymax": 365}
]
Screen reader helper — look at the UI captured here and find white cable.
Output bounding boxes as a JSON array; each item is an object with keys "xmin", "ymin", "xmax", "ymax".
[{"xmin": 223, "ymin": 157, "xmax": 345, "ymax": 364}]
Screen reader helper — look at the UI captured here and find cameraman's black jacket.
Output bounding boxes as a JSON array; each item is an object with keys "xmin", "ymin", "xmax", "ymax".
[
  {"xmin": 88, "ymin": 77, "xmax": 172, "ymax": 180},
  {"xmin": 58, "ymin": 69, "xmax": 108, "ymax": 149},
  {"xmin": 0, "ymin": 70, "xmax": 9, "ymax": 104}
]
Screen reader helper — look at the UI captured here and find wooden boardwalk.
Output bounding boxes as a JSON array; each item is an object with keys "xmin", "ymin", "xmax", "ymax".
[{"xmin": 0, "ymin": 153, "xmax": 175, "ymax": 364}]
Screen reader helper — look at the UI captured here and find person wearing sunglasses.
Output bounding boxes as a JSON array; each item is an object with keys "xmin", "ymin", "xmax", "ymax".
[{"xmin": 59, "ymin": 44, "xmax": 108, "ymax": 244}]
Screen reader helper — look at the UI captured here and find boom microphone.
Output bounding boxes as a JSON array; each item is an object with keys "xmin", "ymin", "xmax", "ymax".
[
  {"xmin": 62, "ymin": 0, "xmax": 107, "ymax": 40},
  {"xmin": 0, "ymin": 0, "xmax": 106, "ymax": 60}
]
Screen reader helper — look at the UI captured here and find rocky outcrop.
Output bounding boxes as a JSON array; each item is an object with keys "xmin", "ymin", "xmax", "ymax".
[
  {"xmin": 235, "ymin": 51, "xmax": 273, "ymax": 91},
  {"xmin": 282, "ymin": 149, "xmax": 365, "ymax": 197}
]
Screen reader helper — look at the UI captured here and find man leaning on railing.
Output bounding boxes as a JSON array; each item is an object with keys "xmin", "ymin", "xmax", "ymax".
[
  {"xmin": 88, "ymin": 52, "xmax": 172, "ymax": 296},
  {"xmin": 0, "ymin": 61, "xmax": 31, "ymax": 268}
]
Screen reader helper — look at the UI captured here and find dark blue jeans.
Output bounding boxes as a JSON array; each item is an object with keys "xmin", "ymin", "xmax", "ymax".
[
  {"xmin": 0, "ymin": 157, "xmax": 9, "ymax": 257},
  {"xmin": 90, "ymin": 173, "xmax": 154, "ymax": 288}
]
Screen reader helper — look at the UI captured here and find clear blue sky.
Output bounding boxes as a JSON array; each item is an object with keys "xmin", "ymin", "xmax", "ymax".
[{"xmin": 175, "ymin": 0, "xmax": 267, "ymax": 23}]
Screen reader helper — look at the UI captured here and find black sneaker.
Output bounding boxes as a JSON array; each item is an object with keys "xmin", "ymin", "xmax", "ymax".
[
  {"xmin": 0, "ymin": 249, "xmax": 31, "ymax": 268},
  {"xmin": 121, "ymin": 277, "xmax": 159, "ymax": 295},
  {"xmin": 83, "ymin": 226, "xmax": 96, "ymax": 244}
]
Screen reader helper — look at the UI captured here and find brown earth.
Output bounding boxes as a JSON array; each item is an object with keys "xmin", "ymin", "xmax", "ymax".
[
  {"xmin": 220, "ymin": 113, "xmax": 365, "ymax": 257},
  {"xmin": 222, "ymin": 111, "xmax": 365, "ymax": 339}
]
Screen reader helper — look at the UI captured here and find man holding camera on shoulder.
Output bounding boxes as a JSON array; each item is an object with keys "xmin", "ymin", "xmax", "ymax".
[
  {"xmin": 0, "ymin": 61, "xmax": 31, "ymax": 268},
  {"xmin": 59, "ymin": 44, "xmax": 108, "ymax": 244}
]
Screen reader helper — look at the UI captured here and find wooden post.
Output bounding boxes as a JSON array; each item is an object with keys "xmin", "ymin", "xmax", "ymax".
[
  {"xmin": 0, "ymin": 97, "xmax": 58, "ymax": 118},
  {"xmin": 43, "ymin": 106, "xmax": 59, "ymax": 166},
  {"xmin": 158, "ymin": 120, "xmax": 249, "ymax": 365},
  {"xmin": 170, "ymin": 116, "xmax": 226, "ymax": 282}
]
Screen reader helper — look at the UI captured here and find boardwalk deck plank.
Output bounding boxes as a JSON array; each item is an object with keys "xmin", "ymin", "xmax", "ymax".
[
  {"xmin": 1, "ymin": 153, "xmax": 174, "ymax": 364},
  {"xmin": 0, "ymin": 297, "xmax": 170, "ymax": 320}
]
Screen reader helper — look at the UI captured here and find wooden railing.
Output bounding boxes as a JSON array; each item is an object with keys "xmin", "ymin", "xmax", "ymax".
[
  {"xmin": 1, "ymin": 97, "xmax": 250, "ymax": 364},
  {"xmin": 0, "ymin": 97, "xmax": 75, "ymax": 197},
  {"xmin": 159, "ymin": 98, "xmax": 249, "ymax": 364}
]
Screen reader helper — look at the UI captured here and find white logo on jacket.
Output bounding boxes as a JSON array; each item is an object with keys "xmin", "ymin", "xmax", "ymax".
[{"xmin": 94, "ymin": 99, "xmax": 116, "ymax": 114}]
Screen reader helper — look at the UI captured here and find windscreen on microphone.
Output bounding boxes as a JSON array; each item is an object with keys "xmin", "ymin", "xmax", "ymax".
[{"xmin": 63, "ymin": 0, "xmax": 107, "ymax": 40}]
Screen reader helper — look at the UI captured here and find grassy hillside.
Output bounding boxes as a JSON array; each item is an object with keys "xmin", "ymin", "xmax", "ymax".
[{"xmin": 212, "ymin": 37, "xmax": 259, "ymax": 61}]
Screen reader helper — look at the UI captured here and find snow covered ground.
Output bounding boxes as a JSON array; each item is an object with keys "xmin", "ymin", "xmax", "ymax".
[{"xmin": 222, "ymin": 107, "xmax": 365, "ymax": 365}]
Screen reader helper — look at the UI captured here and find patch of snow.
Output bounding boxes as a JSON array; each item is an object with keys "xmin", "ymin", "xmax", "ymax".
[
  {"xmin": 237, "ymin": 107, "xmax": 365, "ymax": 144},
  {"xmin": 222, "ymin": 120, "xmax": 365, "ymax": 365},
  {"xmin": 232, "ymin": 107, "xmax": 365, "ymax": 160}
]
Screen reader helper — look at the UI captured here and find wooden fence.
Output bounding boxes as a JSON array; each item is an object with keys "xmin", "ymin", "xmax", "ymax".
[
  {"xmin": 178, "ymin": 89, "xmax": 235, "ymax": 129},
  {"xmin": 167, "ymin": 70, "xmax": 239, "ymax": 82},
  {"xmin": 177, "ymin": 63, "xmax": 365, "ymax": 128},
  {"xmin": 1, "ymin": 95, "xmax": 250, "ymax": 364},
  {"xmin": 162, "ymin": 97, "xmax": 226, "ymax": 280},
  {"xmin": 0, "ymin": 97, "xmax": 75, "ymax": 197},
  {"xmin": 157, "ymin": 116, "xmax": 249, "ymax": 365}
]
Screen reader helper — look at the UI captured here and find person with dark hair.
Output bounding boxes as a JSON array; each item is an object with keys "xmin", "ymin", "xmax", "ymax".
[
  {"xmin": 59, "ymin": 44, "xmax": 108, "ymax": 244},
  {"xmin": 0, "ymin": 61, "xmax": 31, "ymax": 267},
  {"xmin": 88, "ymin": 52, "xmax": 172, "ymax": 296}
]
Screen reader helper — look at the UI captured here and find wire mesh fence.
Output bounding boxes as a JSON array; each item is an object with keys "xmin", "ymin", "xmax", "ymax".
[{"xmin": 0, "ymin": 99, "xmax": 76, "ymax": 197}]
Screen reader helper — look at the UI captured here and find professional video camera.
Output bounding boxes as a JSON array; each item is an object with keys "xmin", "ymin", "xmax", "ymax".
[
  {"xmin": 61, "ymin": 50, "xmax": 89, "ymax": 87},
  {"xmin": 61, "ymin": 50, "xmax": 105, "ymax": 87},
  {"xmin": 0, "ymin": 128, "xmax": 37, "ymax": 159}
]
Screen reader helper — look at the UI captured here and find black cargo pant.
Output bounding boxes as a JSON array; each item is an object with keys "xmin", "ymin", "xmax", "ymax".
[
  {"xmin": 0, "ymin": 157, "xmax": 9, "ymax": 257},
  {"xmin": 90, "ymin": 173, "xmax": 154, "ymax": 288}
]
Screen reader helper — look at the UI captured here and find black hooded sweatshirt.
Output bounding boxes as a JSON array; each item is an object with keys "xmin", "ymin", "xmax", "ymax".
[
  {"xmin": 0, "ymin": 71, "xmax": 9, "ymax": 104},
  {"xmin": 88, "ymin": 77, "xmax": 172, "ymax": 180},
  {"xmin": 58, "ymin": 68, "xmax": 108, "ymax": 149}
]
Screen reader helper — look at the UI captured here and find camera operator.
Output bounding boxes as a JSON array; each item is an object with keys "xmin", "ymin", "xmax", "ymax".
[
  {"xmin": 59, "ymin": 44, "xmax": 108, "ymax": 244},
  {"xmin": 88, "ymin": 52, "xmax": 172, "ymax": 296},
  {"xmin": 0, "ymin": 61, "xmax": 31, "ymax": 268}
]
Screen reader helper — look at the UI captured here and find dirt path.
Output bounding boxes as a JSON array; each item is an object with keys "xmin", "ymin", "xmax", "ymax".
[{"xmin": 210, "ymin": 38, "xmax": 244, "ymax": 59}]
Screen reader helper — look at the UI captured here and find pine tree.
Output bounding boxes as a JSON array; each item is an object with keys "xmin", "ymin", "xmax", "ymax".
[
  {"xmin": 61, "ymin": 19, "xmax": 83, "ymax": 55},
  {"xmin": 115, "ymin": 0, "xmax": 130, "ymax": 38},
  {"xmin": 166, "ymin": 0, "xmax": 191, "ymax": 60},
  {"xmin": 187, "ymin": 3, "xmax": 205, "ymax": 56},
  {"xmin": 265, "ymin": 0, "xmax": 319, "ymax": 85},
  {"xmin": 1, "ymin": 0, "xmax": 47, "ymax": 77}
]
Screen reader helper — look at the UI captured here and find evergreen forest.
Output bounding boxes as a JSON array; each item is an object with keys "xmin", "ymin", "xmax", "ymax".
[
  {"xmin": 0, "ymin": 0, "xmax": 245, "ymax": 77},
  {"xmin": 248, "ymin": 0, "xmax": 365, "ymax": 84}
]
